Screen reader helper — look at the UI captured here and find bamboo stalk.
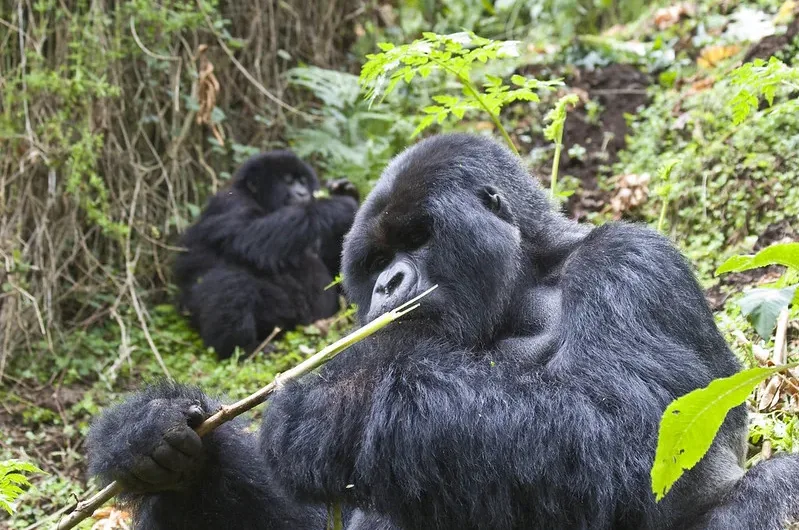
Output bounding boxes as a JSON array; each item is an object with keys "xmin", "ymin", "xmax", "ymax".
[{"xmin": 55, "ymin": 286, "xmax": 437, "ymax": 530}]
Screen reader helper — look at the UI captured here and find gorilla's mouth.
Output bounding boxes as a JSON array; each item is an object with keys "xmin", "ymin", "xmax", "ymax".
[{"xmin": 287, "ymin": 195, "xmax": 312, "ymax": 206}]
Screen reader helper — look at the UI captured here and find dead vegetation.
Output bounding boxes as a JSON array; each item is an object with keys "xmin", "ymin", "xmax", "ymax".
[{"xmin": 0, "ymin": 0, "xmax": 372, "ymax": 373}]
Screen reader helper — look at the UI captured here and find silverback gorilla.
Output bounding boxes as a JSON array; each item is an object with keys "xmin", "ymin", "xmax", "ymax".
[
  {"xmin": 173, "ymin": 151, "xmax": 358, "ymax": 359},
  {"xmin": 88, "ymin": 134, "xmax": 799, "ymax": 529}
]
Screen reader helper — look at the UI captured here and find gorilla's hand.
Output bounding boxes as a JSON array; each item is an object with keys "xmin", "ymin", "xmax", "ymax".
[
  {"xmin": 87, "ymin": 386, "xmax": 212, "ymax": 494},
  {"xmin": 327, "ymin": 178, "xmax": 360, "ymax": 202}
]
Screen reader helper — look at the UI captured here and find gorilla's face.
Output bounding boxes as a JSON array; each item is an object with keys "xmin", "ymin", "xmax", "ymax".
[
  {"xmin": 343, "ymin": 135, "xmax": 527, "ymax": 346},
  {"xmin": 280, "ymin": 172, "xmax": 312, "ymax": 206},
  {"xmin": 235, "ymin": 151, "xmax": 319, "ymax": 212}
]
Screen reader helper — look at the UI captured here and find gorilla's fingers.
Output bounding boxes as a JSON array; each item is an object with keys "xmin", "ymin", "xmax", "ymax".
[
  {"xmin": 151, "ymin": 443, "xmax": 195, "ymax": 473},
  {"xmin": 327, "ymin": 178, "xmax": 359, "ymax": 200},
  {"xmin": 130, "ymin": 455, "xmax": 175, "ymax": 485},
  {"xmin": 163, "ymin": 426, "xmax": 203, "ymax": 458},
  {"xmin": 115, "ymin": 472, "xmax": 153, "ymax": 494}
]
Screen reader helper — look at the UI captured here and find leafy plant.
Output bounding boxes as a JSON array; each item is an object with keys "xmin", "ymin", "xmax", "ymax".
[
  {"xmin": 543, "ymin": 93, "xmax": 579, "ymax": 198},
  {"xmin": 729, "ymin": 57, "xmax": 799, "ymax": 125},
  {"xmin": 653, "ymin": 160, "xmax": 679, "ymax": 234},
  {"xmin": 651, "ymin": 364, "xmax": 797, "ymax": 501},
  {"xmin": 0, "ymin": 459, "xmax": 44, "ymax": 515},
  {"xmin": 716, "ymin": 243, "xmax": 799, "ymax": 339},
  {"xmin": 613, "ymin": 59, "xmax": 799, "ymax": 276},
  {"xmin": 360, "ymin": 31, "xmax": 563, "ymax": 152},
  {"xmin": 285, "ymin": 66, "xmax": 413, "ymax": 193}
]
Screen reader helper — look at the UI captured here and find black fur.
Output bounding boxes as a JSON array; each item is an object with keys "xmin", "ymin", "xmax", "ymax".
[
  {"xmin": 87, "ymin": 134, "xmax": 799, "ymax": 529},
  {"xmin": 173, "ymin": 151, "xmax": 358, "ymax": 359}
]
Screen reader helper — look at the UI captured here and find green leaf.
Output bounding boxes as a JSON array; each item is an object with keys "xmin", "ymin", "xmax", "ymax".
[
  {"xmin": 377, "ymin": 42, "xmax": 394, "ymax": 52},
  {"xmin": 737, "ymin": 286, "xmax": 797, "ymax": 339},
  {"xmin": 716, "ymin": 243, "xmax": 799, "ymax": 275},
  {"xmin": 485, "ymin": 74, "xmax": 503, "ymax": 87},
  {"xmin": 411, "ymin": 115, "xmax": 436, "ymax": 137},
  {"xmin": 432, "ymin": 95, "xmax": 459, "ymax": 106},
  {"xmin": 0, "ymin": 459, "xmax": 44, "ymax": 515},
  {"xmin": 543, "ymin": 94, "xmax": 580, "ymax": 142},
  {"xmin": 651, "ymin": 364, "xmax": 798, "ymax": 501}
]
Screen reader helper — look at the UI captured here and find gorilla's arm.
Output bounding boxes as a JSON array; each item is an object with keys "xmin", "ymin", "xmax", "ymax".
[
  {"xmin": 263, "ymin": 345, "xmax": 631, "ymax": 527},
  {"xmin": 184, "ymin": 194, "xmax": 324, "ymax": 273},
  {"xmin": 690, "ymin": 454, "xmax": 799, "ymax": 529},
  {"xmin": 86, "ymin": 382, "xmax": 324, "ymax": 530}
]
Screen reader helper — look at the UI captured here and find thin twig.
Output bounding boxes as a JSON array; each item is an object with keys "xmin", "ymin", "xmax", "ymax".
[
  {"xmin": 244, "ymin": 326, "xmax": 282, "ymax": 362},
  {"xmin": 773, "ymin": 308, "xmax": 790, "ymax": 365},
  {"xmin": 758, "ymin": 309, "xmax": 792, "ymax": 410},
  {"xmin": 18, "ymin": 0, "xmax": 33, "ymax": 141},
  {"xmin": 198, "ymin": 0, "xmax": 314, "ymax": 121},
  {"xmin": 125, "ymin": 168, "xmax": 171, "ymax": 378},
  {"xmin": 54, "ymin": 286, "xmax": 437, "ymax": 530},
  {"xmin": 129, "ymin": 18, "xmax": 179, "ymax": 62}
]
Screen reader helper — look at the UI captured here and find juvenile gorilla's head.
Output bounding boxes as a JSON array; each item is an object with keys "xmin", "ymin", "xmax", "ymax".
[
  {"xmin": 342, "ymin": 134, "xmax": 561, "ymax": 346},
  {"xmin": 234, "ymin": 151, "xmax": 319, "ymax": 211}
]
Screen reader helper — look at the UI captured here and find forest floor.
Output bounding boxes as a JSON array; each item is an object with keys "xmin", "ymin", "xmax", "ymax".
[{"xmin": 2, "ymin": 2, "xmax": 799, "ymax": 529}]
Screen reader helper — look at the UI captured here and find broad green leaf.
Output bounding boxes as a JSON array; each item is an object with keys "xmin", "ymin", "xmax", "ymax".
[
  {"xmin": 652, "ymin": 364, "xmax": 797, "ymax": 501},
  {"xmin": 715, "ymin": 243, "xmax": 799, "ymax": 275},
  {"xmin": 736, "ymin": 286, "xmax": 797, "ymax": 339}
]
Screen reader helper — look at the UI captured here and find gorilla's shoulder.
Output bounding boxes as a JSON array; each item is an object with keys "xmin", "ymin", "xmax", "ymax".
[{"xmin": 563, "ymin": 221, "xmax": 689, "ymax": 278}]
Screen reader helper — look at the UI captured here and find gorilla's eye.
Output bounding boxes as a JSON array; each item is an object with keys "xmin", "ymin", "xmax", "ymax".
[
  {"xmin": 482, "ymin": 186, "xmax": 502, "ymax": 213},
  {"xmin": 283, "ymin": 173, "xmax": 295, "ymax": 184},
  {"xmin": 364, "ymin": 250, "xmax": 391, "ymax": 274}
]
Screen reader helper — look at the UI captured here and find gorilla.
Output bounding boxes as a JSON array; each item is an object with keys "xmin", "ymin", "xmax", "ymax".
[
  {"xmin": 173, "ymin": 150, "xmax": 359, "ymax": 359},
  {"xmin": 87, "ymin": 134, "xmax": 799, "ymax": 529}
]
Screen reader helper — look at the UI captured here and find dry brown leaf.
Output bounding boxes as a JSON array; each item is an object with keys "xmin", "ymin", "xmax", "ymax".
[
  {"xmin": 354, "ymin": 22, "xmax": 366, "ymax": 38},
  {"xmin": 758, "ymin": 375, "xmax": 782, "ymax": 410},
  {"xmin": 91, "ymin": 505, "xmax": 131, "ymax": 530},
  {"xmin": 195, "ymin": 44, "xmax": 224, "ymax": 146},
  {"xmin": 377, "ymin": 4, "xmax": 396, "ymax": 26},
  {"xmin": 697, "ymin": 45, "xmax": 741, "ymax": 69},
  {"xmin": 654, "ymin": 3, "xmax": 696, "ymax": 30},
  {"xmin": 608, "ymin": 173, "xmax": 651, "ymax": 217},
  {"xmin": 775, "ymin": 0, "xmax": 797, "ymax": 25},
  {"xmin": 688, "ymin": 77, "xmax": 716, "ymax": 93}
]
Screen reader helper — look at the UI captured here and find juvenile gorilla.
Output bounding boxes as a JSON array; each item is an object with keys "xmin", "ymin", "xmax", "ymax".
[
  {"xmin": 89, "ymin": 134, "xmax": 799, "ymax": 529},
  {"xmin": 173, "ymin": 151, "xmax": 358, "ymax": 359}
]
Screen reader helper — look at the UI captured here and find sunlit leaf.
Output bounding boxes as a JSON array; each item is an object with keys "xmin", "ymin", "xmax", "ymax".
[
  {"xmin": 715, "ymin": 243, "xmax": 799, "ymax": 275},
  {"xmin": 652, "ymin": 364, "xmax": 797, "ymax": 501}
]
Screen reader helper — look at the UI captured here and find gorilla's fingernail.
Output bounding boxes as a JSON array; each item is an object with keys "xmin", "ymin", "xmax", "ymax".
[{"xmin": 186, "ymin": 404, "xmax": 205, "ymax": 427}]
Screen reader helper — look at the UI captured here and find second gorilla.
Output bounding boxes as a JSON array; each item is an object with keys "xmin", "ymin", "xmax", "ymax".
[{"xmin": 173, "ymin": 151, "xmax": 359, "ymax": 359}]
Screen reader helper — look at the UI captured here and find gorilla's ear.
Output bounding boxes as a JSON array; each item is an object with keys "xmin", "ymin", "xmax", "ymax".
[
  {"xmin": 481, "ymin": 185, "xmax": 515, "ymax": 223},
  {"xmin": 481, "ymin": 186, "xmax": 502, "ymax": 213}
]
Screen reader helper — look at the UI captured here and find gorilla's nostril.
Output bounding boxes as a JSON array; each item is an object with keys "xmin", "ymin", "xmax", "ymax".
[{"xmin": 385, "ymin": 271, "xmax": 404, "ymax": 294}]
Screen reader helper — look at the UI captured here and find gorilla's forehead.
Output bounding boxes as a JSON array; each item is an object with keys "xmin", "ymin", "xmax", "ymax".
[{"xmin": 371, "ymin": 137, "xmax": 487, "ymax": 208}]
